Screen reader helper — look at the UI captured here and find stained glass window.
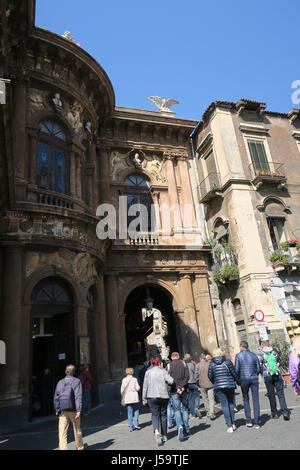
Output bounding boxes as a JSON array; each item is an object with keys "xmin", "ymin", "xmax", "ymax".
[{"xmin": 40, "ymin": 121, "xmax": 66, "ymax": 141}]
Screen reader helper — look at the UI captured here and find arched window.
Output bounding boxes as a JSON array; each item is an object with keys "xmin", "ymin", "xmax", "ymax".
[
  {"xmin": 36, "ymin": 121, "xmax": 67, "ymax": 194},
  {"xmin": 126, "ymin": 174, "xmax": 154, "ymax": 233}
]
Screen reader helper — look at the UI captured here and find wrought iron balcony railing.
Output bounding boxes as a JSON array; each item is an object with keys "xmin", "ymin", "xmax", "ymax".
[
  {"xmin": 248, "ymin": 162, "xmax": 286, "ymax": 186},
  {"xmin": 199, "ymin": 172, "xmax": 221, "ymax": 203}
]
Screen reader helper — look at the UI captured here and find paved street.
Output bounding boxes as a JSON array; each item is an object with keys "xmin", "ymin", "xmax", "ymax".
[{"xmin": 1, "ymin": 384, "xmax": 299, "ymax": 451}]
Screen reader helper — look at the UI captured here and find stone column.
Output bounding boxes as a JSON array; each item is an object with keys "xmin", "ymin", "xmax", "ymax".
[
  {"xmin": 164, "ymin": 155, "xmax": 182, "ymax": 233},
  {"xmin": 77, "ymin": 305, "xmax": 90, "ymax": 365},
  {"xmin": 105, "ymin": 275, "xmax": 123, "ymax": 378},
  {"xmin": 174, "ymin": 310, "xmax": 189, "ymax": 356},
  {"xmin": 69, "ymin": 149, "xmax": 76, "ymax": 197},
  {"xmin": 90, "ymin": 141, "xmax": 97, "ymax": 210},
  {"xmin": 177, "ymin": 157, "xmax": 196, "ymax": 229},
  {"xmin": 178, "ymin": 274, "xmax": 201, "ymax": 355},
  {"xmin": 0, "ymin": 247, "xmax": 22, "ymax": 403},
  {"xmin": 98, "ymin": 146, "xmax": 111, "ymax": 204},
  {"xmin": 94, "ymin": 275, "xmax": 110, "ymax": 381},
  {"xmin": 75, "ymin": 154, "xmax": 82, "ymax": 199},
  {"xmin": 13, "ymin": 78, "xmax": 27, "ymax": 200},
  {"xmin": 28, "ymin": 131, "xmax": 37, "ymax": 186},
  {"xmin": 193, "ymin": 274, "xmax": 218, "ymax": 353},
  {"xmin": 118, "ymin": 313, "xmax": 128, "ymax": 371},
  {"xmin": 152, "ymin": 192, "xmax": 161, "ymax": 233}
]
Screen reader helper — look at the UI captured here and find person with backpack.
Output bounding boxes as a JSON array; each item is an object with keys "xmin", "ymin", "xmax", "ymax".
[
  {"xmin": 258, "ymin": 340, "xmax": 290, "ymax": 420},
  {"xmin": 235, "ymin": 341, "xmax": 262, "ymax": 428},
  {"xmin": 167, "ymin": 352, "xmax": 190, "ymax": 441},
  {"xmin": 183, "ymin": 353, "xmax": 201, "ymax": 419},
  {"xmin": 121, "ymin": 368, "xmax": 141, "ymax": 432},
  {"xmin": 53, "ymin": 364, "xmax": 86, "ymax": 451},
  {"xmin": 208, "ymin": 348, "xmax": 240, "ymax": 433},
  {"xmin": 289, "ymin": 336, "xmax": 300, "ymax": 396}
]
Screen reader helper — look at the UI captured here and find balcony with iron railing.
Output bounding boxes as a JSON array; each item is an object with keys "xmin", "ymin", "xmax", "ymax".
[
  {"xmin": 248, "ymin": 162, "xmax": 286, "ymax": 188},
  {"xmin": 199, "ymin": 172, "xmax": 222, "ymax": 203}
]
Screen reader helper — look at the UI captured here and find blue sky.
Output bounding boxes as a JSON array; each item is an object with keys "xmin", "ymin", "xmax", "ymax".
[{"xmin": 36, "ymin": 0, "xmax": 299, "ymax": 121}]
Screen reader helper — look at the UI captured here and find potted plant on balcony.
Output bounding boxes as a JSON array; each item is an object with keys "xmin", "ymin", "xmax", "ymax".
[
  {"xmin": 270, "ymin": 251, "xmax": 289, "ymax": 270},
  {"xmin": 213, "ymin": 264, "xmax": 239, "ymax": 285},
  {"xmin": 288, "ymin": 239, "xmax": 298, "ymax": 248},
  {"xmin": 271, "ymin": 339, "xmax": 291, "ymax": 385}
]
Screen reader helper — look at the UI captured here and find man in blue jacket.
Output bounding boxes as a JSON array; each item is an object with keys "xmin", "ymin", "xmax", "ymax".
[{"xmin": 235, "ymin": 341, "xmax": 262, "ymax": 428}]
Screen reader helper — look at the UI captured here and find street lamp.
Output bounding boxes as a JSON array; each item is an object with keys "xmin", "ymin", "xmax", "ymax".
[{"xmin": 145, "ymin": 287, "xmax": 154, "ymax": 313}]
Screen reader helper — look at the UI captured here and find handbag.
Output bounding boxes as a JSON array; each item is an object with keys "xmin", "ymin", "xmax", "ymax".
[{"xmin": 121, "ymin": 377, "xmax": 133, "ymax": 406}]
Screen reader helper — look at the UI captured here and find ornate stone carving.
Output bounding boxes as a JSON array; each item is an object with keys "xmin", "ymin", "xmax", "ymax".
[
  {"xmin": 29, "ymin": 89, "xmax": 45, "ymax": 113},
  {"xmin": 62, "ymin": 31, "xmax": 80, "ymax": 47},
  {"xmin": 110, "ymin": 151, "xmax": 129, "ymax": 181},
  {"xmin": 110, "ymin": 150, "xmax": 166, "ymax": 183},
  {"xmin": 67, "ymin": 101, "xmax": 83, "ymax": 134},
  {"xmin": 147, "ymin": 157, "xmax": 166, "ymax": 183},
  {"xmin": 52, "ymin": 93, "xmax": 63, "ymax": 112},
  {"xmin": 26, "ymin": 249, "xmax": 98, "ymax": 286}
]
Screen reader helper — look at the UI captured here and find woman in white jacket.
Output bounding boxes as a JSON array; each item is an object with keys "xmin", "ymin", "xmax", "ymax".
[{"xmin": 121, "ymin": 368, "xmax": 141, "ymax": 432}]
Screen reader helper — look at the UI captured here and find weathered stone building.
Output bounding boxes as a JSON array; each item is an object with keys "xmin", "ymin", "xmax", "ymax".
[
  {"xmin": 1, "ymin": 0, "xmax": 300, "ymax": 432},
  {"xmin": 193, "ymin": 99, "xmax": 300, "ymax": 355},
  {"xmin": 0, "ymin": 1, "xmax": 218, "ymax": 430}
]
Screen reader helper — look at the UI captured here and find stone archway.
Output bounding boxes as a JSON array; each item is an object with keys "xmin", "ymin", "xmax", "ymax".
[
  {"xmin": 30, "ymin": 277, "xmax": 75, "ymax": 419},
  {"xmin": 124, "ymin": 284, "xmax": 179, "ymax": 366}
]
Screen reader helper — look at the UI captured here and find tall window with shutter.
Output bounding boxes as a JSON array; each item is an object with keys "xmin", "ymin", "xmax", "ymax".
[{"xmin": 248, "ymin": 140, "xmax": 270, "ymax": 173}]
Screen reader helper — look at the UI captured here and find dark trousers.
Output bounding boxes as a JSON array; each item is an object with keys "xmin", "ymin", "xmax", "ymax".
[
  {"xmin": 147, "ymin": 398, "xmax": 169, "ymax": 437},
  {"xmin": 216, "ymin": 388, "xmax": 235, "ymax": 428},
  {"xmin": 264, "ymin": 375, "xmax": 288, "ymax": 414},
  {"xmin": 240, "ymin": 379, "xmax": 260, "ymax": 424}
]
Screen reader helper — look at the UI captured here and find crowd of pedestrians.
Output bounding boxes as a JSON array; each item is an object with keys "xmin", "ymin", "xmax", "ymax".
[{"xmin": 52, "ymin": 338, "xmax": 299, "ymax": 449}]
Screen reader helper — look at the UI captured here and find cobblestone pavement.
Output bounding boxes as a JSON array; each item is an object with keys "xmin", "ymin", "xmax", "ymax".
[{"xmin": 1, "ymin": 384, "xmax": 299, "ymax": 451}]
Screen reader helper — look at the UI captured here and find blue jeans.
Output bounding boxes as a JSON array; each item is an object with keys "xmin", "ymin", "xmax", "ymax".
[
  {"xmin": 82, "ymin": 389, "xmax": 90, "ymax": 414},
  {"xmin": 171, "ymin": 392, "xmax": 189, "ymax": 433},
  {"xmin": 127, "ymin": 404, "xmax": 140, "ymax": 431},
  {"xmin": 241, "ymin": 379, "xmax": 260, "ymax": 425},
  {"xmin": 216, "ymin": 388, "xmax": 235, "ymax": 428},
  {"xmin": 167, "ymin": 399, "xmax": 173, "ymax": 426},
  {"xmin": 187, "ymin": 383, "xmax": 200, "ymax": 416}
]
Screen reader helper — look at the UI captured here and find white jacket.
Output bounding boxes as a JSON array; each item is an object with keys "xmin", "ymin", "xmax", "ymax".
[{"xmin": 121, "ymin": 376, "xmax": 140, "ymax": 405}]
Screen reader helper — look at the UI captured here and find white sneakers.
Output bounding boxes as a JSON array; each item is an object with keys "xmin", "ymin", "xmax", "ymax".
[
  {"xmin": 227, "ymin": 427, "xmax": 234, "ymax": 433},
  {"xmin": 155, "ymin": 430, "xmax": 162, "ymax": 446}
]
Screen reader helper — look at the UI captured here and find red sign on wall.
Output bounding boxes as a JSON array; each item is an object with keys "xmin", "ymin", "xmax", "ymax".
[{"xmin": 254, "ymin": 310, "xmax": 265, "ymax": 322}]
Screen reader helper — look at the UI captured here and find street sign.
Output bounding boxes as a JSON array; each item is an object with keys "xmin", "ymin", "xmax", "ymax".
[
  {"xmin": 0, "ymin": 81, "xmax": 6, "ymax": 105},
  {"xmin": 258, "ymin": 326, "xmax": 269, "ymax": 341},
  {"xmin": 254, "ymin": 310, "xmax": 265, "ymax": 322},
  {"xmin": 254, "ymin": 321, "xmax": 268, "ymax": 328}
]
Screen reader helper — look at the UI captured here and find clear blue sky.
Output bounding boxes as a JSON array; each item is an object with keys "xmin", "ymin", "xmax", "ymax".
[{"xmin": 36, "ymin": 0, "xmax": 299, "ymax": 121}]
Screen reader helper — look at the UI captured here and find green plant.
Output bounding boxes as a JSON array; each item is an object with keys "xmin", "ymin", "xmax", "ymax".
[
  {"xmin": 213, "ymin": 270, "xmax": 221, "ymax": 284},
  {"xmin": 220, "ymin": 264, "xmax": 239, "ymax": 280},
  {"xmin": 207, "ymin": 236, "xmax": 217, "ymax": 248},
  {"xmin": 271, "ymin": 339, "xmax": 290, "ymax": 373},
  {"xmin": 296, "ymin": 242, "xmax": 300, "ymax": 252},
  {"xmin": 213, "ymin": 264, "xmax": 239, "ymax": 285},
  {"xmin": 222, "ymin": 242, "xmax": 235, "ymax": 256},
  {"xmin": 270, "ymin": 251, "xmax": 289, "ymax": 266},
  {"xmin": 280, "ymin": 242, "xmax": 289, "ymax": 252}
]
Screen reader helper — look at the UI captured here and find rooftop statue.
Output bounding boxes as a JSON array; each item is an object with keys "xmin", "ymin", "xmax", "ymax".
[{"xmin": 147, "ymin": 96, "xmax": 179, "ymax": 113}]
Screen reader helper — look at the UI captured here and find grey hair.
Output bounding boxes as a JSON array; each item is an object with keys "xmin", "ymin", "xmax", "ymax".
[{"xmin": 65, "ymin": 365, "xmax": 76, "ymax": 376}]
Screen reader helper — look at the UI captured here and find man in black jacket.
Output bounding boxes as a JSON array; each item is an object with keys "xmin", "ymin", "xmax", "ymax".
[{"xmin": 167, "ymin": 352, "xmax": 190, "ymax": 441}]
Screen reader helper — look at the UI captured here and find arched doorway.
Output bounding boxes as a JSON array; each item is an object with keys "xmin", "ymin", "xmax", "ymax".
[
  {"xmin": 125, "ymin": 285, "xmax": 178, "ymax": 366},
  {"xmin": 30, "ymin": 277, "xmax": 74, "ymax": 418}
]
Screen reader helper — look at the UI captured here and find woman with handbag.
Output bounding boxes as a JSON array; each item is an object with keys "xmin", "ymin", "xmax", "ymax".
[
  {"xmin": 208, "ymin": 348, "xmax": 239, "ymax": 433},
  {"xmin": 120, "ymin": 368, "xmax": 141, "ymax": 432},
  {"xmin": 142, "ymin": 357, "xmax": 174, "ymax": 446}
]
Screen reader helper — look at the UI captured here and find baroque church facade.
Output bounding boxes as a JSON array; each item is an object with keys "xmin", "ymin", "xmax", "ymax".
[{"xmin": 1, "ymin": 1, "xmax": 300, "ymax": 431}]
